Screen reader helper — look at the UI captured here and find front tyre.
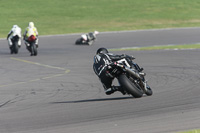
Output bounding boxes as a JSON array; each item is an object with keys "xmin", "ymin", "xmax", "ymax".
[
  {"xmin": 145, "ymin": 84, "xmax": 153, "ymax": 96},
  {"xmin": 118, "ymin": 74, "xmax": 143, "ymax": 98},
  {"xmin": 33, "ymin": 44, "xmax": 37, "ymax": 56}
]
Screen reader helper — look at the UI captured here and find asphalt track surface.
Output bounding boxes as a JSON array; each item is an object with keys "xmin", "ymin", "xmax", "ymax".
[{"xmin": 0, "ymin": 28, "xmax": 200, "ymax": 133}]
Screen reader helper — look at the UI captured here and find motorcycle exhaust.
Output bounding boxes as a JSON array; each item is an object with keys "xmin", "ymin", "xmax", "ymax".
[
  {"xmin": 116, "ymin": 64, "xmax": 141, "ymax": 79},
  {"xmin": 124, "ymin": 66, "xmax": 141, "ymax": 79}
]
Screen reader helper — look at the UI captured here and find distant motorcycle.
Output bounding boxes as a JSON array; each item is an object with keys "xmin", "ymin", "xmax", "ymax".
[
  {"xmin": 26, "ymin": 35, "xmax": 38, "ymax": 56},
  {"xmin": 75, "ymin": 31, "xmax": 99, "ymax": 45},
  {"xmin": 108, "ymin": 55, "xmax": 153, "ymax": 98},
  {"xmin": 10, "ymin": 35, "xmax": 20, "ymax": 54}
]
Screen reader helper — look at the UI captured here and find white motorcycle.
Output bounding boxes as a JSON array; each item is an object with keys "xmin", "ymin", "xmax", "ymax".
[{"xmin": 75, "ymin": 31, "xmax": 99, "ymax": 45}]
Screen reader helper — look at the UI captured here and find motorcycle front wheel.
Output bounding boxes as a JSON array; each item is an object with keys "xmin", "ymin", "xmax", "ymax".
[
  {"xmin": 118, "ymin": 74, "xmax": 143, "ymax": 98},
  {"xmin": 145, "ymin": 84, "xmax": 153, "ymax": 96}
]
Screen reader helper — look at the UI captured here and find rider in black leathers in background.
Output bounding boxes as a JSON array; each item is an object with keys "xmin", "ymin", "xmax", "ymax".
[{"xmin": 93, "ymin": 47, "xmax": 143, "ymax": 95}]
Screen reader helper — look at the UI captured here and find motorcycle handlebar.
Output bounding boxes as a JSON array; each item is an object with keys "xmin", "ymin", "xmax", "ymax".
[{"xmin": 125, "ymin": 55, "xmax": 135, "ymax": 60}]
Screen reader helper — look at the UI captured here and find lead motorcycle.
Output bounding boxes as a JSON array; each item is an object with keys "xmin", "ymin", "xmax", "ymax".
[
  {"xmin": 108, "ymin": 55, "xmax": 152, "ymax": 98},
  {"xmin": 75, "ymin": 31, "xmax": 99, "ymax": 45},
  {"xmin": 10, "ymin": 35, "xmax": 20, "ymax": 54},
  {"xmin": 26, "ymin": 35, "xmax": 38, "ymax": 56}
]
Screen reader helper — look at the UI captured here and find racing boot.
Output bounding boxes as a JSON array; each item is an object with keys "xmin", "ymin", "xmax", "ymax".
[
  {"xmin": 36, "ymin": 38, "xmax": 39, "ymax": 48},
  {"xmin": 116, "ymin": 86, "xmax": 126, "ymax": 95},
  {"xmin": 18, "ymin": 40, "xmax": 21, "ymax": 48},
  {"xmin": 105, "ymin": 86, "xmax": 126, "ymax": 95},
  {"xmin": 105, "ymin": 86, "xmax": 118, "ymax": 95}
]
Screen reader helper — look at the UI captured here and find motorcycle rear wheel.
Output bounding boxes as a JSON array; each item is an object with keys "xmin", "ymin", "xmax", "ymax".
[
  {"xmin": 30, "ymin": 43, "xmax": 37, "ymax": 56},
  {"xmin": 13, "ymin": 41, "xmax": 18, "ymax": 54},
  {"xmin": 75, "ymin": 38, "xmax": 82, "ymax": 44},
  {"xmin": 118, "ymin": 74, "xmax": 143, "ymax": 98}
]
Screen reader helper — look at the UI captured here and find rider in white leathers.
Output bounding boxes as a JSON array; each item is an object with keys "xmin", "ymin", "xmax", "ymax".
[
  {"xmin": 81, "ymin": 31, "xmax": 99, "ymax": 45},
  {"xmin": 7, "ymin": 25, "xmax": 22, "ymax": 48}
]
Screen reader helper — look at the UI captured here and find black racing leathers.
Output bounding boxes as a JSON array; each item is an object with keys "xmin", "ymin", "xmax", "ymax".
[{"xmin": 93, "ymin": 53, "xmax": 126, "ymax": 90}]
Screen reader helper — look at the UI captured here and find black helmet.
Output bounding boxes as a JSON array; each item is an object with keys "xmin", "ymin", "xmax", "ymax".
[{"xmin": 96, "ymin": 47, "xmax": 108, "ymax": 54}]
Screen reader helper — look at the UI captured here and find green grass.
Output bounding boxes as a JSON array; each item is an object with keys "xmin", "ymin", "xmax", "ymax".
[
  {"xmin": 109, "ymin": 44, "xmax": 200, "ymax": 51},
  {"xmin": 177, "ymin": 129, "xmax": 200, "ymax": 133},
  {"xmin": 1, "ymin": 0, "xmax": 200, "ymax": 38}
]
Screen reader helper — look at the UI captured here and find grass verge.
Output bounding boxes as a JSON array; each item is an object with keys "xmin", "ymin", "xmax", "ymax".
[
  {"xmin": 109, "ymin": 44, "xmax": 200, "ymax": 51},
  {"xmin": 177, "ymin": 129, "xmax": 200, "ymax": 133},
  {"xmin": 1, "ymin": 0, "xmax": 200, "ymax": 38}
]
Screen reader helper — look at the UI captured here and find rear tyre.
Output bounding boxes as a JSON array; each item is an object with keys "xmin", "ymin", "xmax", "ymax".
[
  {"xmin": 75, "ymin": 38, "xmax": 82, "ymax": 44},
  {"xmin": 10, "ymin": 46, "xmax": 13, "ymax": 54},
  {"xmin": 33, "ymin": 44, "xmax": 37, "ymax": 56},
  {"xmin": 118, "ymin": 74, "xmax": 143, "ymax": 98},
  {"xmin": 14, "ymin": 41, "xmax": 18, "ymax": 54},
  {"xmin": 30, "ymin": 43, "xmax": 37, "ymax": 56}
]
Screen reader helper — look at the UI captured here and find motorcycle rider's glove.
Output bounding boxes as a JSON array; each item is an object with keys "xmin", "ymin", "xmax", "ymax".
[
  {"xmin": 122, "ymin": 54, "xmax": 135, "ymax": 60},
  {"xmin": 108, "ymin": 62, "xmax": 117, "ymax": 69},
  {"xmin": 120, "ymin": 54, "xmax": 127, "ymax": 58},
  {"xmin": 128, "ymin": 55, "xmax": 135, "ymax": 60}
]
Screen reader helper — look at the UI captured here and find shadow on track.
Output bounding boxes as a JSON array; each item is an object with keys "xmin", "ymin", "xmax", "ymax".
[{"xmin": 51, "ymin": 96, "xmax": 133, "ymax": 104}]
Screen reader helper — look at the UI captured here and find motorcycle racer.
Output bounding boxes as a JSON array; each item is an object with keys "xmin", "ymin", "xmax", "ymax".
[
  {"xmin": 23, "ymin": 22, "xmax": 39, "ymax": 48},
  {"xmin": 93, "ymin": 47, "xmax": 143, "ymax": 95},
  {"xmin": 7, "ymin": 25, "xmax": 22, "ymax": 49},
  {"xmin": 80, "ymin": 31, "xmax": 99, "ymax": 45}
]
